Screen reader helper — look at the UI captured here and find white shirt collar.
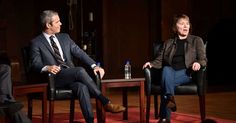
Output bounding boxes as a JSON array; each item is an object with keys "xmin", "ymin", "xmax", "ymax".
[{"xmin": 42, "ymin": 32, "xmax": 55, "ymax": 41}]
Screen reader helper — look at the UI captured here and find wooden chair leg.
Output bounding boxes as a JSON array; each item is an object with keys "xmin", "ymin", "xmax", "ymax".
[
  {"xmin": 96, "ymin": 99, "xmax": 105, "ymax": 123},
  {"xmin": 146, "ymin": 95, "xmax": 151, "ymax": 123},
  {"xmin": 49, "ymin": 101, "xmax": 54, "ymax": 123},
  {"xmin": 154, "ymin": 95, "xmax": 159, "ymax": 119},
  {"xmin": 199, "ymin": 95, "xmax": 206, "ymax": 122},
  {"xmin": 27, "ymin": 96, "xmax": 33, "ymax": 120},
  {"xmin": 69, "ymin": 99, "xmax": 75, "ymax": 123}
]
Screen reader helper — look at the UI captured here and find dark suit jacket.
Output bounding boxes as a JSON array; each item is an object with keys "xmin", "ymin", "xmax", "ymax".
[{"xmin": 30, "ymin": 33, "xmax": 96, "ymax": 73}]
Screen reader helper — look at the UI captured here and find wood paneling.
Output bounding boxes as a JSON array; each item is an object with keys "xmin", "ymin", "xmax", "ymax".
[
  {"xmin": 1, "ymin": 0, "xmax": 236, "ymax": 84},
  {"xmin": 102, "ymin": 0, "xmax": 153, "ymax": 78}
]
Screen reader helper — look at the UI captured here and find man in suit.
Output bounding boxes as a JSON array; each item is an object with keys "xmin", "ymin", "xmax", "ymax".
[
  {"xmin": 30, "ymin": 10, "xmax": 125, "ymax": 123},
  {"xmin": 0, "ymin": 51, "xmax": 31, "ymax": 123}
]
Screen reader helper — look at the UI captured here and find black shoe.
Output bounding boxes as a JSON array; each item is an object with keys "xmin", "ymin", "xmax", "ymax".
[
  {"xmin": 158, "ymin": 118, "xmax": 170, "ymax": 123},
  {"xmin": 85, "ymin": 118, "xmax": 94, "ymax": 123},
  {"xmin": 166, "ymin": 96, "xmax": 177, "ymax": 112},
  {"xmin": 0, "ymin": 101, "xmax": 23, "ymax": 114}
]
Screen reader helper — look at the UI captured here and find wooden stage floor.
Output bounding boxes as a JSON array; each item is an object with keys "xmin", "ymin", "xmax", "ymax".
[{"xmin": 15, "ymin": 83, "xmax": 236, "ymax": 121}]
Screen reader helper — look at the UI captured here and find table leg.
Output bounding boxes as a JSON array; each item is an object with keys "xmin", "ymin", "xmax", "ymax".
[
  {"xmin": 27, "ymin": 96, "xmax": 33, "ymax": 120},
  {"xmin": 42, "ymin": 88, "xmax": 47, "ymax": 123},
  {"xmin": 96, "ymin": 99, "xmax": 105, "ymax": 123},
  {"xmin": 122, "ymin": 88, "xmax": 128, "ymax": 120},
  {"xmin": 140, "ymin": 81, "xmax": 145, "ymax": 123}
]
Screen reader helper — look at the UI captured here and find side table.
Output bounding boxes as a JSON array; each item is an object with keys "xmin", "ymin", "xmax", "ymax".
[
  {"xmin": 101, "ymin": 78, "xmax": 145, "ymax": 123},
  {"xmin": 13, "ymin": 83, "xmax": 48, "ymax": 123}
]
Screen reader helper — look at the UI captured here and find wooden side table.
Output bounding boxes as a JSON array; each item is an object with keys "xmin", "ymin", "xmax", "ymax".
[
  {"xmin": 13, "ymin": 83, "xmax": 48, "ymax": 123},
  {"xmin": 101, "ymin": 78, "xmax": 145, "ymax": 123}
]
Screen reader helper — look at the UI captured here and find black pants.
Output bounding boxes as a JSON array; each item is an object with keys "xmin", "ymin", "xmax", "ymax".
[
  {"xmin": 54, "ymin": 67, "xmax": 108, "ymax": 123},
  {"xmin": 0, "ymin": 64, "xmax": 31, "ymax": 123},
  {"xmin": 0, "ymin": 109, "xmax": 31, "ymax": 123}
]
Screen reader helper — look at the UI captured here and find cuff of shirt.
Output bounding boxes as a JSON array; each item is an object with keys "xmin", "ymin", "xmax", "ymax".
[
  {"xmin": 41, "ymin": 66, "xmax": 48, "ymax": 72},
  {"xmin": 91, "ymin": 64, "xmax": 97, "ymax": 69}
]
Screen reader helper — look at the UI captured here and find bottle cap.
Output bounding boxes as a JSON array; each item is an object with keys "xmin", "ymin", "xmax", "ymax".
[{"xmin": 125, "ymin": 60, "xmax": 130, "ymax": 64}]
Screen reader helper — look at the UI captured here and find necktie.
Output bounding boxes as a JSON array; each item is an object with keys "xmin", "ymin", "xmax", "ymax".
[{"xmin": 49, "ymin": 36, "xmax": 64, "ymax": 65}]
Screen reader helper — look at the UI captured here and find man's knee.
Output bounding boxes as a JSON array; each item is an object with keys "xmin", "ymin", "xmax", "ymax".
[{"xmin": 76, "ymin": 67, "xmax": 87, "ymax": 74}]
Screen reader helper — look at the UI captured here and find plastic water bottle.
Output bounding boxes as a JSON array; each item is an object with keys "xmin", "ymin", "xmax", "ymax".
[{"xmin": 124, "ymin": 60, "xmax": 131, "ymax": 79}]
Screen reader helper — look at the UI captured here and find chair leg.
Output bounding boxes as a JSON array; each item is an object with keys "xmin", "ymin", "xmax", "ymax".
[
  {"xmin": 199, "ymin": 95, "xmax": 206, "ymax": 122},
  {"xmin": 96, "ymin": 99, "xmax": 105, "ymax": 123},
  {"xmin": 154, "ymin": 95, "xmax": 159, "ymax": 119},
  {"xmin": 49, "ymin": 101, "xmax": 55, "ymax": 123},
  {"xmin": 27, "ymin": 96, "xmax": 33, "ymax": 120},
  {"xmin": 69, "ymin": 99, "xmax": 75, "ymax": 123},
  {"xmin": 146, "ymin": 95, "xmax": 151, "ymax": 123}
]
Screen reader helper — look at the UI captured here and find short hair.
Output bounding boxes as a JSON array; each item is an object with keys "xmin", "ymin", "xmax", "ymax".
[
  {"xmin": 171, "ymin": 14, "xmax": 192, "ymax": 35},
  {"xmin": 40, "ymin": 10, "xmax": 58, "ymax": 29}
]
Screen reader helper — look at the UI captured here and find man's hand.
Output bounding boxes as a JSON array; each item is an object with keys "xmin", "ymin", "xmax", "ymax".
[
  {"xmin": 93, "ymin": 66, "xmax": 105, "ymax": 79},
  {"xmin": 47, "ymin": 65, "xmax": 61, "ymax": 74}
]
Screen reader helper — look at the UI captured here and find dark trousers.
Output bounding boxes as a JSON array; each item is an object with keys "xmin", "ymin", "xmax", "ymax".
[
  {"xmin": 54, "ymin": 67, "xmax": 104, "ymax": 122},
  {"xmin": 0, "ymin": 64, "xmax": 31, "ymax": 123},
  {"xmin": 159, "ymin": 66, "xmax": 192, "ymax": 119},
  {"xmin": 0, "ymin": 64, "xmax": 15, "ymax": 103},
  {"xmin": 0, "ymin": 110, "xmax": 31, "ymax": 123}
]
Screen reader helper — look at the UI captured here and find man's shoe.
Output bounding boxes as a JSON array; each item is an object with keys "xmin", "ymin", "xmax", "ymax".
[
  {"xmin": 0, "ymin": 101, "xmax": 24, "ymax": 114},
  {"xmin": 158, "ymin": 118, "xmax": 170, "ymax": 123},
  {"xmin": 166, "ymin": 96, "xmax": 177, "ymax": 112},
  {"xmin": 104, "ymin": 102, "xmax": 126, "ymax": 113}
]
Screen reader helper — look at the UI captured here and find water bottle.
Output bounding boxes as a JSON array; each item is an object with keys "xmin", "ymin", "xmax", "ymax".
[{"xmin": 124, "ymin": 60, "xmax": 131, "ymax": 79}]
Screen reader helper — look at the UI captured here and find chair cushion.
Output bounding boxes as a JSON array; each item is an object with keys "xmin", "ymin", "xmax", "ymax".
[
  {"xmin": 175, "ymin": 82, "xmax": 197, "ymax": 94},
  {"xmin": 55, "ymin": 89, "xmax": 74, "ymax": 100},
  {"xmin": 28, "ymin": 89, "xmax": 74, "ymax": 100}
]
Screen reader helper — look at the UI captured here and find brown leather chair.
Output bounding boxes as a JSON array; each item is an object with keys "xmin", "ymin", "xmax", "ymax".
[
  {"xmin": 143, "ymin": 42, "xmax": 207, "ymax": 123},
  {"xmin": 21, "ymin": 46, "xmax": 103, "ymax": 123}
]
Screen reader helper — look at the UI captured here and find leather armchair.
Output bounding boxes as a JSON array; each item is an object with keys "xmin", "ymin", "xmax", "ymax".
[
  {"xmin": 143, "ymin": 42, "xmax": 207, "ymax": 123},
  {"xmin": 21, "ymin": 47, "xmax": 103, "ymax": 123}
]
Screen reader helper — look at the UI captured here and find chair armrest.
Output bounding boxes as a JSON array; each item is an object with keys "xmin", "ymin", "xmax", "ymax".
[
  {"xmin": 143, "ymin": 66, "xmax": 162, "ymax": 95},
  {"xmin": 193, "ymin": 67, "xmax": 207, "ymax": 96},
  {"xmin": 95, "ymin": 71, "xmax": 101, "ymax": 89},
  {"xmin": 48, "ymin": 73, "xmax": 56, "ymax": 100},
  {"xmin": 143, "ymin": 67, "xmax": 152, "ymax": 95}
]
